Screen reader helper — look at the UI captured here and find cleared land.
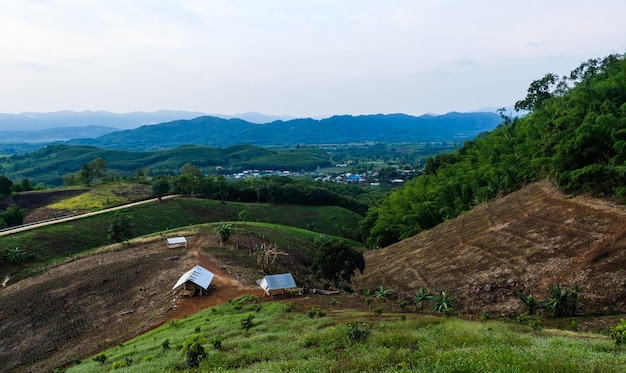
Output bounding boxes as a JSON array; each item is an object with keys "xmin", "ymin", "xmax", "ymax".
[{"xmin": 354, "ymin": 180, "xmax": 626, "ymax": 316}]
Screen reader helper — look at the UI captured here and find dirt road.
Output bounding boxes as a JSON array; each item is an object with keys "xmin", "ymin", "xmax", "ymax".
[{"xmin": 0, "ymin": 195, "xmax": 178, "ymax": 236}]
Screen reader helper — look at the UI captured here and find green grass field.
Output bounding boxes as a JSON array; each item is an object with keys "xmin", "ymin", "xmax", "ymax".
[
  {"xmin": 67, "ymin": 295, "xmax": 626, "ymax": 373},
  {"xmin": 0, "ymin": 198, "xmax": 364, "ymax": 281}
]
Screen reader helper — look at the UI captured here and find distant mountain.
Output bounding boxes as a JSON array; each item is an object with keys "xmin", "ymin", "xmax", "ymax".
[
  {"xmin": 0, "ymin": 126, "xmax": 118, "ymax": 143},
  {"xmin": 211, "ymin": 111, "xmax": 297, "ymax": 124},
  {"xmin": 66, "ymin": 112, "xmax": 502, "ymax": 151},
  {"xmin": 0, "ymin": 110, "xmax": 207, "ymax": 131}
]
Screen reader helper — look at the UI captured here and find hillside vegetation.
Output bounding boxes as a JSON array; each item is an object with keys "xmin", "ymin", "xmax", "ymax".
[
  {"xmin": 1, "ymin": 144, "xmax": 331, "ymax": 186},
  {"xmin": 65, "ymin": 112, "xmax": 501, "ymax": 150},
  {"xmin": 67, "ymin": 295, "xmax": 626, "ymax": 373},
  {"xmin": 0, "ymin": 197, "xmax": 363, "ymax": 282},
  {"xmin": 367, "ymin": 53, "xmax": 626, "ymax": 247}
]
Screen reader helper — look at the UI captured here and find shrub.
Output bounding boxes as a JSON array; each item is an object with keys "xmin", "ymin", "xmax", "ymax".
[
  {"xmin": 347, "ymin": 321, "xmax": 371, "ymax": 344},
  {"xmin": 181, "ymin": 334, "xmax": 207, "ymax": 367},
  {"xmin": 92, "ymin": 353, "xmax": 107, "ymax": 365},
  {"xmin": 211, "ymin": 336, "xmax": 225, "ymax": 350},
  {"xmin": 373, "ymin": 307, "xmax": 383, "ymax": 317},
  {"xmin": 307, "ymin": 307, "xmax": 326, "ymax": 318},
  {"xmin": 396, "ymin": 299, "xmax": 408, "ymax": 310},
  {"xmin": 610, "ymin": 319, "xmax": 626, "ymax": 348},
  {"xmin": 162, "ymin": 339, "xmax": 170, "ymax": 350},
  {"xmin": 241, "ymin": 314, "xmax": 255, "ymax": 332}
]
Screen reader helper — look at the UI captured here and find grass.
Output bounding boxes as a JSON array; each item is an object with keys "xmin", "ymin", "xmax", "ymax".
[
  {"xmin": 47, "ymin": 185, "xmax": 129, "ymax": 210},
  {"xmin": 66, "ymin": 295, "xmax": 626, "ymax": 373},
  {"xmin": 0, "ymin": 198, "xmax": 363, "ymax": 281}
]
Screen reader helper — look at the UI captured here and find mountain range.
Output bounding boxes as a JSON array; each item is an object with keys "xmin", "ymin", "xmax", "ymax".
[{"xmin": 64, "ymin": 112, "xmax": 501, "ymax": 151}]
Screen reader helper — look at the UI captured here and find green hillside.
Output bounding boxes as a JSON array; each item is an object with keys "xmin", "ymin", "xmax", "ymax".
[
  {"xmin": 67, "ymin": 295, "xmax": 626, "ymax": 373},
  {"xmin": 367, "ymin": 53, "xmax": 626, "ymax": 247},
  {"xmin": 0, "ymin": 198, "xmax": 363, "ymax": 281},
  {"xmin": 1, "ymin": 144, "xmax": 331, "ymax": 186}
]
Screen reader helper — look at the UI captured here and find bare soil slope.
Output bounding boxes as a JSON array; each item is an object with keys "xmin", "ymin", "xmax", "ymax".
[
  {"xmin": 354, "ymin": 180, "xmax": 626, "ymax": 315},
  {"xmin": 0, "ymin": 235, "xmax": 263, "ymax": 373}
]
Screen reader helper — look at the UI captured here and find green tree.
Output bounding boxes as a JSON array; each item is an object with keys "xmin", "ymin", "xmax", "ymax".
[
  {"xmin": 1, "ymin": 204, "xmax": 26, "ymax": 227},
  {"xmin": 431, "ymin": 291, "xmax": 455, "ymax": 313},
  {"xmin": 311, "ymin": 236, "xmax": 365, "ymax": 289},
  {"xmin": 151, "ymin": 176, "xmax": 171, "ymax": 200},
  {"xmin": 107, "ymin": 213, "xmax": 133, "ymax": 244},
  {"xmin": 517, "ymin": 290, "xmax": 539, "ymax": 315},
  {"xmin": 412, "ymin": 287, "xmax": 430, "ymax": 310},
  {"xmin": 215, "ymin": 223, "xmax": 233, "ymax": 244},
  {"xmin": 374, "ymin": 285, "xmax": 390, "ymax": 303},
  {"xmin": 0, "ymin": 176, "xmax": 13, "ymax": 196}
]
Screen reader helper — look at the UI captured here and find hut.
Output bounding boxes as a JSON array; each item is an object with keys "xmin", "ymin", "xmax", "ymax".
[
  {"xmin": 257, "ymin": 273, "xmax": 298, "ymax": 296},
  {"xmin": 167, "ymin": 236, "xmax": 187, "ymax": 248},
  {"xmin": 172, "ymin": 265, "xmax": 214, "ymax": 296}
]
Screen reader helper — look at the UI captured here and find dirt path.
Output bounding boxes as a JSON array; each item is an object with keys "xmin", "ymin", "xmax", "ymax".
[
  {"xmin": 169, "ymin": 241, "xmax": 264, "ymax": 319},
  {"xmin": 0, "ymin": 195, "xmax": 179, "ymax": 236}
]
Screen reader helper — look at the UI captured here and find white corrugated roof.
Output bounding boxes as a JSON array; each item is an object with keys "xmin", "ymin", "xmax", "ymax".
[
  {"xmin": 172, "ymin": 265, "xmax": 214, "ymax": 290},
  {"xmin": 257, "ymin": 273, "xmax": 297, "ymax": 291},
  {"xmin": 167, "ymin": 237, "xmax": 187, "ymax": 245}
]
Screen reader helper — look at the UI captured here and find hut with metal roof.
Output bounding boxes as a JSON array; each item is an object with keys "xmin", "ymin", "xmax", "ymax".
[
  {"xmin": 257, "ymin": 273, "xmax": 298, "ymax": 296},
  {"xmin": 167, "ymin": 236, "xmax": 187, "ymax": 248},
  {"xmin": 172, "ymin": 265, "xmax": 214, "ymax": 296}
]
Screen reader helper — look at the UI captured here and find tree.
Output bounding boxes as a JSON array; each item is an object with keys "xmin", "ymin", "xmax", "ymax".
[
  {"xmin": 431, "ymin": 291, "xmax": 455, "ymax": 313},
  {"xmin": 412, "ymin": 287, "xmax": 430, "ymax": 310},
  {"xmin": 151, "ymin": 176, "xmax": 171, "ymax": 200},
  {"xmin": 0, "ymin": 176, "xmax": 13, "ymax": 196},
  {"xmin": 107, "ymin": 213, "xmax": 133, "ymax": 244},
  {"xmin": 374, "ymin": 285, "xmax": 390, "ymax": 303},
  {"xmin": 517, "ymin": 290, "xmax": 539, "ymax": 315},
  {"xmin": 215, "ymin": 223, "xmax": 233, "ymax": 245},
  {"xmin": 311, "ymin": 236, "xmax": 365, "ymax": 289},
  {"xmin": 514, "ymin": 73, "xmax": 559, "ymax": 112},
  {"xmin": 78, "ymin": 158, "xmax": 107, "ymax": 186},
  {"xmin": 1, "ymin": 204, "xmax": 26, "ymax": 227}
]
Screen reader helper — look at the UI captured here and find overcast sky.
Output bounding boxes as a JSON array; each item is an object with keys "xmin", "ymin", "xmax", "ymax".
[{"xmin": 1, "ymin": 0, "xmax": 624, "ymax": 117}]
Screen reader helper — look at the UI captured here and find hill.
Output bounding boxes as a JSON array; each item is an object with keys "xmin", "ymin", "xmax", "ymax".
[
  {"xmin": 0, "ymin": 225, "xmax": 322, "ymax": 372},
  {"xmin": 1, "ymin": 144, "xmax": 332, "ymax": 186},
  {"xmin": 0, "ymin": 110, "xmax": 206, "ymax": 131},
  {"xmin": 354, "ymin": 180, "xmax": 626, "ymax": 316},
  {"xmin": 65, "ymin": 112, "xmax": 501, "ymax": 151}
]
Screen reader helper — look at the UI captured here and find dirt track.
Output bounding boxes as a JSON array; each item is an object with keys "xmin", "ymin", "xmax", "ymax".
[{"xmin": 0, "ymin": 195, "xmax": 178, "ymax": 237}]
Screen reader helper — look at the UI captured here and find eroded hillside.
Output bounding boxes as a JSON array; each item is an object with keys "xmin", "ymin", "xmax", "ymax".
[{"xmin": 354, "ymin": 180, "xmax": 626, "ymax": 315}]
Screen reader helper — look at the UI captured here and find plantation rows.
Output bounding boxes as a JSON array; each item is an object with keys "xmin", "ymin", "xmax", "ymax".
[{"xmin": 0, "ymin": 248, "xmax": 185, "ymax": 372}]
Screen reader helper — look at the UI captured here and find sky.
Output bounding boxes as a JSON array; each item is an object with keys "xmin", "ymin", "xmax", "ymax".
[{"xmin": 1, "ymin": 0, "xmax": 625, "ymax": 118}]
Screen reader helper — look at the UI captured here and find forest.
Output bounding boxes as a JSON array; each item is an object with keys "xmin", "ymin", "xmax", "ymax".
[{"xmin": 366, "ymin": 53, "xmax": 626, "ymax": 247}]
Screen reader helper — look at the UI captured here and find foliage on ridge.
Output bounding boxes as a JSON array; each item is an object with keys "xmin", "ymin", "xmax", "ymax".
[{"xmin": 366, "ymin": 53, "xmax": 626, "ymax": 247}]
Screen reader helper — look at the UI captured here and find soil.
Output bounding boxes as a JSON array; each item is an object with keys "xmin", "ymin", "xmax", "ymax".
[
  {"xmin": 0, "ymin": 233, "xmax": 267, "ymax": 373},
  {"xmin": 3, "ymin": 180, "xmax": 626, "ymax": 372},
  {"xmin": 354, "ymin": 180, "xmax": 626, "ymax": 319}
]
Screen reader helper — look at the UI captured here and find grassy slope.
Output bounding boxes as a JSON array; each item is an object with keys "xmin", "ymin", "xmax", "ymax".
[
  {"xmin": 67, "ymin": 295, "xmax": 626, "ymax": 373},
  {"xmin": 0, "ymin": 197, "xmax": 363, "ymax": 281}
]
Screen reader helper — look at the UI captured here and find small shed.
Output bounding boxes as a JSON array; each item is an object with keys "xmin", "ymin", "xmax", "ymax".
[
  {"xmin": 257, "ymin": 273, "xmax": 298, "ymax": 296},
  {"xmin": 172, "ymin": 265, "xmax": 214, "ymax": 296},
  {"xmin": 167, "ymin": 236, "xmax": 187, "ymax": 248}
]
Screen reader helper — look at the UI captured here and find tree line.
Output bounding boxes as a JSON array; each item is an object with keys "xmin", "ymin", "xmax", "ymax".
[{"xmin": 365, "ymin": 53, "xmax": 626, "ymax": 247}]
